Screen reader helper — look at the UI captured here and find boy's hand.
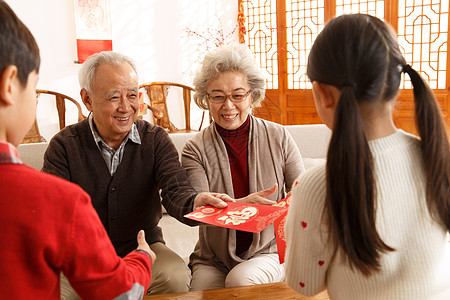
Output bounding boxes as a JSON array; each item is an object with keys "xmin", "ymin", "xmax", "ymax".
[{"xmin": 137, "ymin": 230, "xmax": 156, "ymax": 263}]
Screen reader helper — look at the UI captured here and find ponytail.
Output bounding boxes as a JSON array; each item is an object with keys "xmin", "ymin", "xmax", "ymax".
[
  {"xmin": 326, "ymin": 86, "xmax": 394, "ymax": 276},
  {"xmin": 308, "ymin": 14, "xmax": 449, "ymax": 277},
  {"xmin": 403, "ymin": 65, "xmax": 450, "ymax": 230}
]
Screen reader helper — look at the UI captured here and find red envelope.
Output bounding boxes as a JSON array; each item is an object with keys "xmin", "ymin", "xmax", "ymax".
[
  {"xmin": 184, "ymin": 201, "xmax": 288, "ymax": 233},
  {"xmin": 273, "ymin": 195, "xmax": 291, "ymax": 264}
]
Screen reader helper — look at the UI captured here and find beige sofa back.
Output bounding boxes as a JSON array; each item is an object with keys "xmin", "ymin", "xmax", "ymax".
[
  {"xmin": 17, "ymin": 142, "xmax": 48, "ymax": 171},
  {"xmin": 15, "ymin": 124, "xmax": 332, "ymax": 262},
  {"xmin": 17, "ymin": 124, "xmax": 331, "ymax": 171},
  {"xmin": 166, "ymin": 124, "xmax": 331, "ymax": 170}
]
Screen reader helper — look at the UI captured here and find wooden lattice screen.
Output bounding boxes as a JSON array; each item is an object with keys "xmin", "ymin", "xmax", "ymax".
[
  {"xmin": 244, "ymin": 0, "xmax": 279, "ymax": 89},
  {"xmin": 397, "ymin": 1, "xmax": 449, "ymax": 90},
  {"xmin": 285, "ymin": 1, "xmax": 325, "ymax": 89},
  {"xmin": 239, "ymin": 0, "xmax": 450, "ymax": 131}
]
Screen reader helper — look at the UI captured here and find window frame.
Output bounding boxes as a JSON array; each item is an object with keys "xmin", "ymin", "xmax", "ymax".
[{"xmin": 239, "ymin": 0, "xmax": 450, "ymax": 131}]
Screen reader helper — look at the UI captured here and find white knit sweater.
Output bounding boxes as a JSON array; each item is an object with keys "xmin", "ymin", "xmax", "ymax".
[{"xmin": 285, "ymin": 130, "xmax": 449, "ymax": 300}]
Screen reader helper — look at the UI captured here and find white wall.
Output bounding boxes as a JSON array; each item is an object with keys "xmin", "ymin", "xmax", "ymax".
[{"xmin": 7, "ymin": 0, "xmax": 238, "ymax": 141}]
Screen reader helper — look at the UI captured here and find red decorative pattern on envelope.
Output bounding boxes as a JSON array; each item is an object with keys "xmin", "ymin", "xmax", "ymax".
[
  {"xmin": 273, "ymin": 196, "xmax": 291, "ymax": 264},
  {"xmin": 184, "ymin": 202, "xmax": 288, "ymax": 233}
]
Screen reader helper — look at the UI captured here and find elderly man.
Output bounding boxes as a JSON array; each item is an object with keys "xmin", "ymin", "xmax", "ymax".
[{"xmin": 42, "ymin": 51, "xmax": 229, "ymax": 297}]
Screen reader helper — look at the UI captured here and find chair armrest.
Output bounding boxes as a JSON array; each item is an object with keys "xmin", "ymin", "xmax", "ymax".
[{"xmin": 146, "ymin": 104, "xmax": 164, "ymax": 119}]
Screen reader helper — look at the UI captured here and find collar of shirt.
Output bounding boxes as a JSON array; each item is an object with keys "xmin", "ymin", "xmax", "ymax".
[
  {"xmin": 88, "ymin": 114, "xmax": 141, "ymax": 175},
  {"xmin": 0, "ymin": 141, "xmax": 23, "ymax": 165}
]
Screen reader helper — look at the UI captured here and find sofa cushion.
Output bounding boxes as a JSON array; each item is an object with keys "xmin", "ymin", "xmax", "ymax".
[
  {"xmin": 169, "ymin": 132, "xmax": 197, "ymax": 157},
  {"xmin": 16, "ymin": 125, "xmax": 332, "ymax": 262},
  {"xmin": 169, "ymin": 125, "xmax": 331, "ymax": 166},
  {"xmin": 303, "ymin": 157, "xmax": 326, "ymax": 170},
  {"xmin": 17, "ymin": 125, "xmax": 332, "ymax": 171},
  {"xmin": 16, "ymin": 142, "xmax": 48, "ymax": 170},
  {"xmin": 284, "ymin": 124, "xmax": 331, "ymax": 158}
]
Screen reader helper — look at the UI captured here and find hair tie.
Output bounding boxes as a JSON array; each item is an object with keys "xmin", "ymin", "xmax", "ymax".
[
  {"xmin": 342, "ymin": 81, "xmax": 355, "ymax": 88},
  {"xmin": 402, "ymin": 64, "xmax": 412, "ymax": 73}
]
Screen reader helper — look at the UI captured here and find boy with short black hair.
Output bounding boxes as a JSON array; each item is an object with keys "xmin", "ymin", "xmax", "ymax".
[{"xmin": 0, "ymin": 1, "xmax": 155, "ymax": 298}]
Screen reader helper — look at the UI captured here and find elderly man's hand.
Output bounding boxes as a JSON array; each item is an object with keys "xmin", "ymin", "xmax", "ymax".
[
  {"xmin": 192, "ymin": 184, "xmax": 277, "ymax": 211},
  {"xmin": 193, "ymin": 192, "xmax": 234, "ymax": 211},
  {"xmin": 235, "ymin": 183, "xmax": 277, "ymax": 205}
]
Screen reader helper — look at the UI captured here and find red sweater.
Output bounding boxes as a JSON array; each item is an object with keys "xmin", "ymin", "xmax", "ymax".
[
  {"xmin": 0, "ymin": 144, "xmax": 152, "ymax": 299},
  {"xmin": 216, "ymin": 117, "xmax": 253, "ymax": 255}
]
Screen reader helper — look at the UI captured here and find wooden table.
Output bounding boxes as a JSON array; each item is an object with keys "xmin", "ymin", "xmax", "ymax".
[{"xmin": 143, "ymin": 282, "xmax": 329, "ymax": 300}]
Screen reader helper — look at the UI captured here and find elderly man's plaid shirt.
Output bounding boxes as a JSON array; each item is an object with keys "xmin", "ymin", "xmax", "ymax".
[{"xmin": 87, "ymin": 114, "xmax": 141, "ymax": 176}]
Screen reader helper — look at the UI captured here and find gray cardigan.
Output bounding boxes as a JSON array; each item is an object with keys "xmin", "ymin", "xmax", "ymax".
[{"xmin": 181, "ymin": 115, "xmax": 304, "ymax": 272}]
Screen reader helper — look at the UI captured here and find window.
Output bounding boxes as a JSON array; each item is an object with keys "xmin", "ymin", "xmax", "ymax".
[{"xmin": 239, "ymin": 0, "xmax": 450, "ymax": 132}]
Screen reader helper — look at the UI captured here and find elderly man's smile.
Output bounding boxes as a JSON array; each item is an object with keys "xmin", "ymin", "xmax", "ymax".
[{"xmin": 114, "ymin": 116, "xmax": 131, "ymax": 122}]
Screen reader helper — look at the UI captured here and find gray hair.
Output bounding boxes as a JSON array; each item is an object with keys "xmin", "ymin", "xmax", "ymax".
[
  {"xmin": 193, "ymin": 43, "xmax": 266, "ymax": 110},
  {"xmin": 78, "ymin": 51, "xmax": 137, "ymax": 93}
]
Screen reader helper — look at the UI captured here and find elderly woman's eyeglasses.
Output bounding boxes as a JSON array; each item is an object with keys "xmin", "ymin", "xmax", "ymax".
[{"xmin": 207, "ymin": 90, "xmax": 251, "ymax": 103}]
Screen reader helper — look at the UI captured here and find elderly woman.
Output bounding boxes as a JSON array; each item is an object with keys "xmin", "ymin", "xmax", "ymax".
[{"xmin": 181, "ymin": 43, "xmax": 305, "ymax": 291}]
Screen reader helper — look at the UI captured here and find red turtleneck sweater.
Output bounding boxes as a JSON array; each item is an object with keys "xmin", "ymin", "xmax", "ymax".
[{"xmin": 216, "ymin": 116, "xmax": 253, "ymax": 256}]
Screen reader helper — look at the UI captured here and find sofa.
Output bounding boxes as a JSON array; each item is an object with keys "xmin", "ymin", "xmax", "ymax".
[
  {"xmin": 15, "ymin": 124, "xmax": 450, "ymax": 296},
  {"xmin": 17, "ymin": 124, "xmax": 332, "ymax": 261}
]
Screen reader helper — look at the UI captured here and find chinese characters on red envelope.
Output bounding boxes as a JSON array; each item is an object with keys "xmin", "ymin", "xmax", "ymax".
[
  {"xmin": 184, "ymin": 201, "xmax": 288, "ymax": 233},
  {"xmin": 184, "ymin": 196, "xmax": 291, "ymax": 264}
]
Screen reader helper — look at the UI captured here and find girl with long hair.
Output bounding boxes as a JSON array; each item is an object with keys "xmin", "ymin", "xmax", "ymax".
[{"xmin": 285, "ymin": 14, "xmax": 450, "ymax": 299}]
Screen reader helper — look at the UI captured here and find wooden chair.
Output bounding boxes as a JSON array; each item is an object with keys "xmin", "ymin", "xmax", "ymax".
[
  {"xmin": 22, "ymin": 89, "xmax": 86, "ymax": 143},
  {"xmin": 22, "ymin": 120, "xmax": 45, "ymax": 144},
  {"xmin": 139, "ymin": 82, "xmax": 206, "ymax": 133}
]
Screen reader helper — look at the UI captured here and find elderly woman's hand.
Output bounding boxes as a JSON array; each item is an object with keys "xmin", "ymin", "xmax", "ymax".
[
  {"xmin": 235, "ymin": 183, "xmax": 277, "ymax": 205},
  {"xmin": 193, "ymin": 192, "xmax": 234, "ymax": 211}
]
